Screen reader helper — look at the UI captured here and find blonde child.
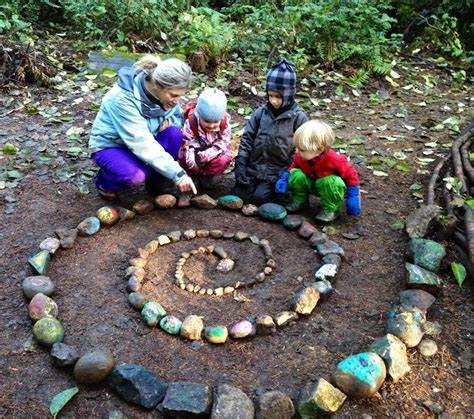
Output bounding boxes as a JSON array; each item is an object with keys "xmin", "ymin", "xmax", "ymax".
[{"xmin": 275, "ymin": 120, "xmax": 361, "ymax": 224}]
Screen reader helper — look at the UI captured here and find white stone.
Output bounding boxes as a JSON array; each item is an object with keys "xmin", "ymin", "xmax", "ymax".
[
  {"xmin": 314, "ymin": 264, "xmax": 338, "ymax": 280},
  {"xmin": 39, "ymin": 237, "xmax": 60, "ymax": 254}
]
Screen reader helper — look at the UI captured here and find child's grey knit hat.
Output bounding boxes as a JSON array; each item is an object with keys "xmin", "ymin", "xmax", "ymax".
[{"xmin": 196, "ymin": 87, "xmax": 227, "ymax": 121}]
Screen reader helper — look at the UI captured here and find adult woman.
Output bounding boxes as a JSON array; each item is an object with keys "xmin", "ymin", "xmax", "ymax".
[{"xmin": 89, "ymin": 56, "xmax": 196, "ymax": 199}]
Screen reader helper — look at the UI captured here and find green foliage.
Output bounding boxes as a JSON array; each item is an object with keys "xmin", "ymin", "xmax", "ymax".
[
  {"xmin": 451, "ymin": 262, "xmax": 467, "ymax": 287},
  {"xmin": 49, "ymin": 387, "xmax": 79, "ymax": 418}
]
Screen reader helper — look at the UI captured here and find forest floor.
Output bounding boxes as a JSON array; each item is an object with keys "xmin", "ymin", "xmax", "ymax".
[{"xmin": 0, "ymin": 48, "xmax": 472, "ymax": 418}]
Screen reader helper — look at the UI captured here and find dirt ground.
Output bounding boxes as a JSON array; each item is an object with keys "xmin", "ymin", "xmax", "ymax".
[{"xmin": 0, "ymin": 57, "xmax": 472, "ymax": 418}]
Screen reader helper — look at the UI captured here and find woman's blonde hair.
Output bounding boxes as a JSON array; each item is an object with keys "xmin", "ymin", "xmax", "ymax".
[
  {"xmin": 134, "ymin": 55, "xmax": 192, "ymax": 89},
  {"xmin": 293, "ymin": 120, "xmax": 335, "ymax": 151}
]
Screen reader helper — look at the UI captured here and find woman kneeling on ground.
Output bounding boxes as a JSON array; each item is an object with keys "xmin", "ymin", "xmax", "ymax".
[{"xmin": 88, "ymin": 55, "xmax": 197, "ymax": 200}]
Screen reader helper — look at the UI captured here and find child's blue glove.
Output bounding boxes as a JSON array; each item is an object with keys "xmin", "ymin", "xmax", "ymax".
[
  {"xmin": 275, "ymin": 171, "xmax": 290, "ymax": 193},
  {"xmin": 346, "ymin": 185, "xmax": 361, "ymax": 216}
]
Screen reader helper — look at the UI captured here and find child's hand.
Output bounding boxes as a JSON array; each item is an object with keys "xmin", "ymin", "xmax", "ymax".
[
  {"xmin": 177, "ymin": 175, "xmax": 197, "ymax": 194},
  {"xmin": 159, "ymin": 119, "xmax": 170, "ymax": 132},
  {"xmin": 346, "ymin": 185, "xmax": 361, "ymax": 216},
  {"xmin": 275, "ymin": 172, "xmax": 290, "ymax": 193}
]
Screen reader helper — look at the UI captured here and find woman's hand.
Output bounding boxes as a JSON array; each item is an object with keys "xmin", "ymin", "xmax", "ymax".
[
  {"xmin": 177, "ymin": 175, "xmax": 197, "ymax": 194},
  {"xmin": 159, "ymin": 119, "xmax": 170, "ymax": 132}
]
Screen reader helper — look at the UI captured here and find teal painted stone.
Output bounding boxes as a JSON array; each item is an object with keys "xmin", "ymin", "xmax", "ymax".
[
  {"xmin": 292, "ymin": 287, "xmax": 320, "ymax": 315},
  {"xmin": 128, "ymin": 292, "xmax": 146, "ymax": 310},
  {"xmin": 160, "ymin": 315, "xmax": 182, "ymax": 335},
  {"xmin": 97, "ymin": 206, "xmax": 120, "ymax": 227},
  {"xmin": 408, "ymin": 239, "xmax": 446, "ymax": 273},
  {"xmin": 28, "ymin": 250, "xmax": 50, "ymax": 275},
  {"xmin": 33, "ymin": 317, "xmax": 64, "ymax": 347},
  {"xmin": 217, "ymin": 195, "xmax": 244, "ymax": 211},
  {"xmin": 28, "ymin": 293, "xmax": 58, "ymax": 321},
  {"xmin": 141, "ymin": 301, "xmax": 167, "ymax": 327},
  {"xmin": 258, "ymin": 203, "xmax": 287, "ymax": 222},
  {"xmin": 316, "ymin": 240, "xmax": 345, "ymax": 256},
  {"xmin": 332, "ymin": 352, "xmax": 386, "ymax": 398},
  {"xmin": 387, "ymin": 305, "xmax": 426, "ymax": 347},
  {"xmin": 22, "ymin": 276, "xmax": 55, "ymax": 300},
  {"xmin": 298, "ymin": 378, "xmax": 347, "ymax": 417},
  {"xmin": 204, "ymin": 325, "xmax": 228, "ymax": 344},
  {"xmin": 405, "ymin": 262, "xmax": 441, "ymax": 295},
  {"xmin": 77, "ymin": 216, "xmax": 101, "ymax": 236},
  {"xmin": 368, "ymin": 334, "xmax": 410, "ymax": 382}
]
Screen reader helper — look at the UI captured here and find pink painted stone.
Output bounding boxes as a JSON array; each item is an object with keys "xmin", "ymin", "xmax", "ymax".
[
  {"xmin": 229, "ymin": 319, "xmax": 256, "ymax": 338},
  {"xmin": 28, "ymin": 293, "xmax": 58, "ymax": 321},
  {"xmin": 298, "ymin": 220, "xmax": 319, "ymax": 239}
]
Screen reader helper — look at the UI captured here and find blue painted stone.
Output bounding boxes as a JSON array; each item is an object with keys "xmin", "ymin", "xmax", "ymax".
[
  {"xmin": 28, "ymin": 250, "xmax": 50, "ymax": 275},
  {"xmin": 217, "ymin": 195, "xmax": 244, "ymax": 210},
  {"xmin": 408, "ymin": 239, "xmax": 446, "ymax": 272},
  {"xmin": 316, "ymin": 240, "xmax": 344, "ymax": 256},
  {"xmin": 77, "ymin": 216, "xmax": 101, "ymax": 236},
  {"xmin": 141, "ymin": 301, "xmax": 167, "ymax": 327},
  {"xmin": 332, "ymin": 352, "xmax": 386, "ymax": 398},
  {"xmin": 387, "ymin": 304, "xmax": 425, "ymax": 347},
  {"xmin": 160, "ymin": 315, "xmax": 182, "ymax": 335},
  {"xmin": 258, "ymin": 203, "xmax": 287, "ymax": 222}
]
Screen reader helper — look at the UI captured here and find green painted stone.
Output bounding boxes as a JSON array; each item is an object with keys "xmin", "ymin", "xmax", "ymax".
[
  {"xmin": 258, "ymin": 203, "xmax": 287, "ymax": 222},
  {"xmin": 298, "ymin": 378, "xmax": 347, "ymax": 417},
  {"xmin": 97, "ymin": 206, "xmax": 120, "ymax": 226},
  {"xmin": 28, "ymin": 293, "xmax": 58, "ymax": 321},
  {"xmin": 217, "ymin": 195, "xmax": 244, "ymax": 211},
  {"xmin": 409, "ymin": 239, "xmax": 446, "ymax": 273},
  {"xmin": 77, "ymin": 216, "xmax": 101, "ymax": 236},
  {"xmin": 33, "ymin": 317, "xmax": 64, "ymax": 347},
  {"xmin": 332, "ymin": 352, "xmax": 386, "ymax": 398},
  {"xmin": 141, "ymin": 301, "xmax": 167, "ymax": 327},
  {"xmin": 160, "ymin": 315, "xmax": 182, "ymax": 335},
  {"xmin": 204, "ymin": 325, "xmax": 228, "ymax": 344},
  {"xmin": 405, "ymin": 262, "xmax": 441, "ymax": 295},
  {"xmin": 28, "ymin": 250, "xmax": 50, "ymax": 275}
]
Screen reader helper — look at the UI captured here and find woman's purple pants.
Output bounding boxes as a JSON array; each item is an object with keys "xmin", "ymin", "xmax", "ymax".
[{"xmin": 92, "ymin": 126, "xmax": 183, "ymax": 192}]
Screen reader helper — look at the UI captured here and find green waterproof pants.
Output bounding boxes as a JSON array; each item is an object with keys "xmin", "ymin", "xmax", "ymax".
[{"xmin": 288, "ymin": 169, "xmax": 346, "ymax": 212}]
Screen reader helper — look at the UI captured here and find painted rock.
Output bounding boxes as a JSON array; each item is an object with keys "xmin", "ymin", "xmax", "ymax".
[
  {"xmin": 308, "ymin": 231, "xmax": 328, "ymax": 248},
  {"xmin": 145, "ymin": 240, "xmax": 159, "ymax": 254},
  {"xmin": 257, "ymin": 390, "xmax": 295, "ymax": 419},
  {"xmin": 217, "ymin": 195, "xmax": 244, "ymax": 210},
  {"xmin": 73, "ymin": 351, "xmax": 115, "ymax": 384},
  {"xmin": 127, "ymin": 277, "xmax": 141, "ymax": 293},
  {"xmin": 160, "ymin": 315, "xmax": 182, "ymax": 335},
  {"xmin": 298, "ymin": 220, "xmax": 318, "ymax": 239},
  {"xmin": 234, "ymin": 231, "xmax": 249, "ymax": 241},
  {"xmin": 196, "ymin": 229, "xmax": 210, "ymax": 238},
  {"xmin": 55, "ymin": 227, "xmax": 77, "ymax": 249},
  {"xmin": 216, "ymin": 258, "xmax": 235, "ymax": 273},
  {"xmin": 158, "ymin": 234, "xmax": 171, "ymax": 245},
  {"xmin": 96, "ymin": 206, "xmax": 120, "ymax": 226},
  {"xmin": 204, "ymin": 325, "xmax": 228, "ymax": 344},
  {"xmin": 128, "ymin": 292, "xmax": 146, "ymax": 310},
  {"xmin": 417, "ymin": 339, "xmax": 438, "ymax": 357},
  {"xmin": 28, "ymin": 293, "xmax": 58, "ymax": 321},
  {"xmin": 368, "ymin": 334, "xmax": 410, "ymax": 382},
  {"xmin": 28, "ymin": 249, "xmax": 50, "ymax": 275},
  {"xmin": 118, "ymin": 207, "xmax": 135, "ymax": 221},
  {"xmin": 241, "ymin": 204, "xmax": 258, "ymax": 216},
  {"xmin": 50, "ymin": 342, "xmax": 79, "ymax": 368},
  {"xmin": 322, "ymin": 253, "xmax": 342, "ymax": 269},
  {"xmin": 141, "ymin": 301, "xmax": 167, "ymax": 327},
  {"xmin": 292, "ymin": 287, "xmax": 320, "ymax": 315},
  {"xmin": 258, "ymin": 202, "xmax": 287, "ymax": 221},
  {"xmin": 191, "ymin": 194, "xmax": 217, "ymax": 209},
  {"xmin": 332, "ymin": 352, "xmax": 386, "ymax": 398},
  {"xmin": 298, "ymin": 378, "xmax": 347, "ymax": 417},
  {"xmin": 33, "ymin": 317, "xmax": 64, "ymax": 347},
  {"xmin": 275, "ymin": 311, "xmax": 298, "ymax": 327},
  {"xmin": 283, "ymin": 214, "xmax": 304, "ymax": 230},
  {"xmin": 314, "ymin": 264, "xmax": 338, "ymax": 281},
  {"xmin": 399, "ymin": 289, "xmax": 436, "ymax": 314},
  {"xmin": 133, "ymin": 200, "xmax": 153, "ymax": 215},
  {"xmin": 180, "ymin": 315, "xmax": 204, "ymax": 341},
  {"xmin": 183, "ymin": 229, "xmax": 196, "ymax": 240},
  {"xmin": 39, "ymin": 237, "xmax": 60, "ymax": 254},
  {"xmin": 77, "ymin": 216, "xmax": 101, "ymax": 236},
  {"xmin": 408, "ymin": 238, "xmax": 446, "ymax": 273},
  {"xmin": 162, "ymin": 381, "xmax": 212, "ymax": 417},
  {"xmin": 405, "ymin": 262, "xmax": 442, "ymax": 295},
  {"xmin": 316, "ymin": 240, "xmax": 344, "ymax": 256},
  {"xmin": 213, "ymin": 246, "xmax": 228, "ymax": 259},
  {"xmin": 255, "ymin": 315, "xmax": 276, "ymax": 335},
  {"xmin": 212, "ymin": 384, "xmax": 254, "ymax": 419},
  {"xmin": 307, "ymin": 279, "xmax": 333, "ymax": 301},
  {"xmin": 22, "ymin": 276, "xmax": 55, "ymax": 300},
  {"xmin": 210, "ymin": 229, "xmax": 223, "ymax": 238},
  {"xmin": 387, "ymin": 305, "xmax": 426, "ymax": 347},
  {"xmin": 229, "ymin": 320, "xmax": 255, "ymax": 338},
  {"xmin": 168, "ymin": 230, "xmax": 182, "ymax": 242},
  {"xmin": 154, "ymin": 194, "xmax": 176, "ymax": 209},
  {"xmin": 126, "ymin": 267, "xmax": 145, "ymax": 281}
]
